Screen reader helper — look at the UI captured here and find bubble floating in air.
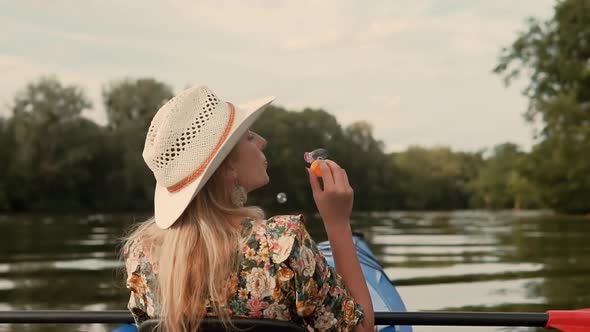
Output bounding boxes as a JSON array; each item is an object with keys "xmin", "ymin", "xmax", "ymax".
[{"xmin": 276, "ymin": 192, "xmax": 287, "ymax": 204}]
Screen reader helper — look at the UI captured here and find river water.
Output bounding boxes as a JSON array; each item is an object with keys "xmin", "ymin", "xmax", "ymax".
[{"xmin": 1, "ymin": 210, "xmax": 589, "ymax": 332}]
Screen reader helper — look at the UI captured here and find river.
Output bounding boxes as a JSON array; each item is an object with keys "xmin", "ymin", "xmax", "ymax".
[{"xmin": 1, "ymin": 210, "xmax": 588, "ymax": 332}]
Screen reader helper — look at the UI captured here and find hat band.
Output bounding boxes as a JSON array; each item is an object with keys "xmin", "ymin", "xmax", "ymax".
[{"xmin": 166, "ymin": 102, "xmax": 236, "ymax": 193}]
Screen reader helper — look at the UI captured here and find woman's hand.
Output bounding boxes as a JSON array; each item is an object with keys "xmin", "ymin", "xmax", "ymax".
[{"xmin": 307, "ymin": 160, "xmax": 353, "ymax": 228}]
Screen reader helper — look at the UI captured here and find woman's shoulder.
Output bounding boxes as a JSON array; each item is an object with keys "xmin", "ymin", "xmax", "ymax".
[
  {"xmin": 266, "ymin": 214, "xmax": 306, "ymax": 229},
  {"xmin": 265, "ymin": 214, "xmax": 309, "ymax": 240},
  {"xmin": 122, "ymin": 220, "xmax": 159, "ymax": 264},
  {"xmin": 123, "ymin": 236, "xmax": 145, "ymax": 259},
  {"xmin": 241, "ymin": 214, "xmax": 306, "ymax": 236},
  {"xmin": 123, "ymin": 235, "xmax": 157, "ymax": 272},
  {"xmin": 243, "ymin": 214, "xmax": 311, "ymax": 264}
]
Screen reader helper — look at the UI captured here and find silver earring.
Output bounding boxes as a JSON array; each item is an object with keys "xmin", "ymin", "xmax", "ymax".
[{"xmin": 231, "ymin": 184, "xmax": 247, "ymax": 207}]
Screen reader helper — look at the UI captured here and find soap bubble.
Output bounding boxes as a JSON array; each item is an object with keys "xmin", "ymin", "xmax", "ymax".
[
  {"xmin": 304, "ymin": 148, "xmax": 329, "ymax": 164},
  {"xmin": 276, "ymin": 192, "xmax": 287, "ymax": 204}
]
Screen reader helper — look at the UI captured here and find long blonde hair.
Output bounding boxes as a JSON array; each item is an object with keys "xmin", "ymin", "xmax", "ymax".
[{"xmin": 123, "ymin": 159, "xmax": 264, "ymax": 332}]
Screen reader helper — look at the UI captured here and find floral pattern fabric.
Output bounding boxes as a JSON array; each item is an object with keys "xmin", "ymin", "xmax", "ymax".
[{"xmin": 124, "ymin": 214, "xmax": 364, "ymax": 331}]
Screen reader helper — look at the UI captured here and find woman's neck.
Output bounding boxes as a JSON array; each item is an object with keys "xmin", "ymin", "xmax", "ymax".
[{"xmin": 227, "ymin": 214, "xmax": 249, "ymax": 229}]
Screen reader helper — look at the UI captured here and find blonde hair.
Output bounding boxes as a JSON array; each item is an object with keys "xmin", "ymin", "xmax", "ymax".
[{"xmin": 122, "ymin": 160, "xmax": 264, "ymax": 332}]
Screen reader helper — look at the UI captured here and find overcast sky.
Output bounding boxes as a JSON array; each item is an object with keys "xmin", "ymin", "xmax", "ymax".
[{"xmin": 0, "ymin": 0, "xmax": 555, "ymax": 153}]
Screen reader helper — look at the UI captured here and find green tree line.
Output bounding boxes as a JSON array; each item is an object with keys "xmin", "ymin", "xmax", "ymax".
[
  {"xmin": 0, "ymin": 76, "xmax": 525, "ymax": 213},
  {"xmin": 0, "ymin": 75, "xmax": 570, "ymax": 214},
  {"xmin": 0, "ymin": 0, "xmax": 588, "ymax": 214}
]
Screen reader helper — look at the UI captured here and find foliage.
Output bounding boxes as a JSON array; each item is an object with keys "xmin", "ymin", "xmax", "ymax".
[
  {"xmin": 494, "ymin": 0, "xmax": 590, "ymax": 213},
  {"xmin": 101, "ymin": 78, "xmax": 174, "ymax": 211},
  {"xmin": 0, "ymin": 78, "xmax": 496, "ymax": 213},
  {"xmin": 390, "ymin": 146, "xmax": 482, "ymax": 210},
  {"xmin": 470, "ymin": 143, "xmax": 540, "ymax": 209}
]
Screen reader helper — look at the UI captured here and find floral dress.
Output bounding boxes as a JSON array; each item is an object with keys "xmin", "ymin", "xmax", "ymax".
[{"xmin": 124, "ymin": 214, "xmax": 365, "ymax": 331}]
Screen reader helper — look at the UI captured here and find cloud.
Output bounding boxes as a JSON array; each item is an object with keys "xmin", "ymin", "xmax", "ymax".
[
  {"xmin": 0, "ymin": 55, "xmax": 107, "ymax": 124},
  {"xmin": 0, "ymin": 0, "xmax": 555, "ymax": 152}
]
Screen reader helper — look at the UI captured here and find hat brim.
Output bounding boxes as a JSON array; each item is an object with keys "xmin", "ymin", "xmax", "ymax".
[{"xmin": 153, "ymin": 96, "xmax": 275, "ymax": 229}]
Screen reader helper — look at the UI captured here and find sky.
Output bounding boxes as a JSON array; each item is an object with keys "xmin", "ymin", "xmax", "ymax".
[{"xmin": 0, "ymin": 0, "xmax": 555, "ymax": 153}]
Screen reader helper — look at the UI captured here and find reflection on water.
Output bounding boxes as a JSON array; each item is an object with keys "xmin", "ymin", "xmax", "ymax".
[
  {"xmin": 1, "ymin": 211, "xmax": 589, "ymax": 332},
  {"xmin": 0, "ymin": 279, "xmax": 15, "ymax": 291},
  {"xmin": 400, "ymin": 278, "xmax": 546, "ymax": 311},
  {"xmin": 385, "ymin": 262, "xmax": 543, "ymax": 281},
  {"xmin": 52, "ymin": 259, "xmax": 122, "ymax": 271}
]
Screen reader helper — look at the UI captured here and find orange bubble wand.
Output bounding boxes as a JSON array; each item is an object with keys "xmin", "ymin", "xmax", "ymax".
[{"xmin": 304, "ymin": 148, "xmax": 329, "ymax": 177}]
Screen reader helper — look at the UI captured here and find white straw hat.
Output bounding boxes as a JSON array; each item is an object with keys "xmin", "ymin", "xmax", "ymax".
[{"xmin": 142, "ymin": 85, "xmax": 274, "ymax": 229}]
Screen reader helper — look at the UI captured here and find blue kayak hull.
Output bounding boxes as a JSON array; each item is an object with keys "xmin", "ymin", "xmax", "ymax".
[{"xmin": 318, "ymin": 234, "xmax": 413, "ymax": 332}]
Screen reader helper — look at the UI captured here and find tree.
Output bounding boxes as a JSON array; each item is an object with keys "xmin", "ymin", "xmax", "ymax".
[
  {"xmin": 470, "ymin": 143, "xmax": 540, "ymax": 209},
  {"xmin": 102, "ymin": 78, "xmax": 174, "ymax": 211},
  {"xmin": 0, "ymin": 117, "xmax": 12, "ymax": 210},
  {"xmin": 340, "ymin": 121, "xmax": 396, "ymax": 211},
  {"xmin": 102, "ymin": 78, "xmax": 174, "ymax": 131},
  {"xmin": 391, "ymin": 146, "xmax": 481, "ymax": 210},
  {"xmin": 494, "ymin": 0, "xmax": 590, "ymax": 213},
  {"xmin": 7, "ymin": 76, "xmax": 102, "ymax": 211},
  {"xmin": 251, "ymin": 107, "xmax": 397, "ymax": 213},
  {"xmin": 251, "ymin": 106, "xmax": 345, "ymax": 213}
]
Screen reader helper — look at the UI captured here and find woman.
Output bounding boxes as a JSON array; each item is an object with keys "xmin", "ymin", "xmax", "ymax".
[{"xmin": 122, "ymin": 85, "xmax": 375, "ymax": 332}]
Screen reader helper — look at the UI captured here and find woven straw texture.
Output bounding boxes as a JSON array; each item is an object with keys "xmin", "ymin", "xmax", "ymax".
[{"xmin": 143, "ymin": 86, "xmax": 233, "ymax": 187}]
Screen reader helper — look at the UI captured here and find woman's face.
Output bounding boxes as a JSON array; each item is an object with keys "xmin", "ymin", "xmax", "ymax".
[{"xmin": 227, "ymin": 129, "xmax": 269, "ymax": 192}]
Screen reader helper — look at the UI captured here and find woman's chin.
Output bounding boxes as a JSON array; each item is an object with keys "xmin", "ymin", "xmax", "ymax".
[
  {"xmin": 262, "ymin": 173, "xmax": 270, "ymax": 186},
  {"xmin": 249, "ymin": 175, "xmax": 270, "ymax": 192}
]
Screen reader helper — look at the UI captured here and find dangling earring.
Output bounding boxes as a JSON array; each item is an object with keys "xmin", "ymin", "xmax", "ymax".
[{"xmin": 231, "ymin": 182, "xmax": 247, "ymax": 207}]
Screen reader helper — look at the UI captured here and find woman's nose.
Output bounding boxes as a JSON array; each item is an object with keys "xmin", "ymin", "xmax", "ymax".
[{"xmin": 259, "ymin": 136, "xmax": 267, "ymax": 150}]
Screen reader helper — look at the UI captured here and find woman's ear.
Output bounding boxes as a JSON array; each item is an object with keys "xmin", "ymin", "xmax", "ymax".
[{"xmin": 219, "ymin": 159, "xmax": 238, "ymax": 181}]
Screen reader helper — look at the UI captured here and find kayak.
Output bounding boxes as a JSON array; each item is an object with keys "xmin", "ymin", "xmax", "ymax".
[
  {"xmin": 318, "ymin": 233, "xmax": 412, "ymax": 332},
  {"xmin": 115, "ymin": 233, "xmax": 413, "ymax": 332}
]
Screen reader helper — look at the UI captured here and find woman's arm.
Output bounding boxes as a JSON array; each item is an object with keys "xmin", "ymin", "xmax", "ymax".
[
  {"xmin": 307, "ymin": 161, "xmax": 375, "ymax": 332},
  {"xmin": 324, "ymin": 222, "xmax": 375, "ymax": 332}
]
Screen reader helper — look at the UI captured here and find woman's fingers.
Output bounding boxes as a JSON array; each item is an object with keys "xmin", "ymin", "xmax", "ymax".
[
  {"xmin": 324, "ymin": 160, "xmax": 350, "ymax": 190},
  {"xmin": 339, "ymin": 168, "xmax": 351, "ymax": 191},
  {"xmin": 308, "ymin": 160, "xmax": 354, "ymax": 224},
  {"xmin": 307, "ymin": 167, "xmax": 321, "ymax": 194},
  {"xmin": 319, "ymin": 161, "xmax": 335, "ymax": 190},
  {"xmin": 311, "ymin": 160, "xmax": 352, "ymax": 193}
]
